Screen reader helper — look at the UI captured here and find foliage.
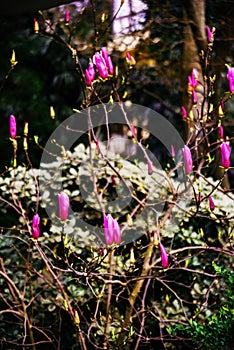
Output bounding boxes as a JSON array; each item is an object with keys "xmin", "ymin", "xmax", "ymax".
[{"xmin": 170, "ymin": 263, "xmax": 234, "ymax": 350}]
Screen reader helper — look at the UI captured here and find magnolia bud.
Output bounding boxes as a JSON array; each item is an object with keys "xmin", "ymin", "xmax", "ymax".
[
  {"xmin": 182, "ymin": 145, "xmax": 193, "ymax": 174},
  {"xmin": 208, "ymin": 196, "xmax": 215, "ymax": 211},
  {"xmin": 220, "ymin": 142, "xmax": 231, "ymax": 168},
  {"xmin": 58, "ymin": 192, "xmax": 70, "ymax": 220},
  {"xmin": 159, "ymin": 243, "xmax": 168, "ymax": 268},
  {"xmin": 10, "ymin": 115, "xmax": 17, "ymax": 138},
  {"xmin": 32, "ymin": 214, "xmax": 40, "ymax": 239}
]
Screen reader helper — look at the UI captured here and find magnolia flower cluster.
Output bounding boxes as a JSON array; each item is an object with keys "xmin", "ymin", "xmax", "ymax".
[
  {"xmin": 9, "ymin": 115, "xmax": 29, "ymax": 140},
  {"xmin": 85, "ymin": 47, "xmax": 114, "ymax": 86},
  {"xmin": 218, "ymin": 119, "xmax": 231, "ymax": 168}
]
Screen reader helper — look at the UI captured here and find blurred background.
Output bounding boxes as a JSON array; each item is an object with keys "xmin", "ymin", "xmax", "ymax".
[{"xmin": 0, "ymin": 0, "xmax": 233, "ymax": 172}]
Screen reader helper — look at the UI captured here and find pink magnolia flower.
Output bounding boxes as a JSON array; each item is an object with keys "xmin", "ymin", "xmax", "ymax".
[
  {"xmin": 101, "ymin": 47, "xmax": 114, "ymax": 75},
  {"xmin": 101, "ymin": 47, "xmax": 108, "ymax": 64},
  {"xmin": 85, "ymin": 61, "xmax": 95, "ymax": 86},
  {"xmin": 32, "ymin": 214, "xmax": 40, "ymax": 239},
  {"xmin": 182, "ymin": 145, "xmax": 193, "ymax": 174},
  {"xmin": 227, "ymin": 67, "xmax": 234, "ymax": 93},
  {"xmin": 159, "ymin": 243, "xmax": 168, "ymax": 268},
  {"xmin": 126, "ymin": 52, "xmax": 136, "ymax": 65},
  {"xmin": 95, "ymin": 139, "xmax": 100, "ymax": 154},
  {"xmin": 219, "ymin": 125, "xmax": 224, "ymax": 140},
  {"xmin": 58, "ymin": 192, "xmax": 70, "ymax": 220},
  {"xmin": 220, "ymin": 142, "xmax": 231, "ymax": 168},
  {"xmin": 206, "ymin": 25, "xmax": 213, "ymax": 43},
  {"xmin": 208, "ymin": 196, "xmax": 215, "ymax": 211},
  {"xmin": 171, "ymin": 145, "xmax": 175, "ymax": 158},
  {"xmin": 65, "ymin": 9, "xmax": 70, "ymax": 23},
  {"xmin": 147, "ymin": 159, "xmax": 153, "ymax": 175},
  {"xmin": 181, "ymin": 106, "xmax": 187, "ymax": 119},
  {"xmin": 192, "ymin": 89, "xmax": 198, "ymax": 104},
  {"xmin": 93, "ymin": 52, "xmax": 108, "ymax": 79},
  {"xmin": 111, "ymin": 175, "xmax": 117, "ymax": 186},
  {"xmin": 104, "ymin": 214, "xmax": 121, "ymax": 245},
  {"xmin": 188, "ymin": 68, "xmax": 199, "ymax": 89},
  {"xmin": 10, "ymin": 114, "xmax": 17, "ymax": 138},
  {"xmin": 107, "ymin": 56, "xmax": 114, "ymax": 75}
]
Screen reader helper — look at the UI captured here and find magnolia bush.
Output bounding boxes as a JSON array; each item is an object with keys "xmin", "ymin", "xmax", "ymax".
[
  {"xmin": 0, "ymin": 3, "xmax": 234, "ymax": 350},
  {"xmin": 0, "ymin": 141, "xmax": 233, "ymax": 349}
]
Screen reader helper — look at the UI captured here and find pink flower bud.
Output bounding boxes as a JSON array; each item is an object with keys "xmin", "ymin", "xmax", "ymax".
[
  {"xmin": 192, "ymin": 89, "xmax": 197, "ymax": 104},
  {"xmin": 126, "ymin": 52, "xmax": 136, "ymax": 65},
  {"xmin": 95, "ymin": 139, "xmax": 100, "ymax": 154},
  {"xmin": 100, "ymin": 48, "xmax": 114, "ymax": 75},
  {"xmin": 24, "ymin": 122, "xmax": 28, "ymax": 136},
  {"xmin": 100, "ymin": 247, "xmax": 105, "ymax": 256},
  {"xmin": 104, "ymin": 214, "xmax": 121, "ymax": 245},
  {"xmin": 220, "ymin": 142, "xmax": 231, "ymax": 168},
  {"xmin": 85, "ymin": 70, "xmax": 93, "ymax": 87},
  {"xmin": 181, "ymin": 106, "xmax": 187, "ymax": 119},
  {"xmin": 182, "ymin": 145, "xmax": 193, "ymax": 174},
  {"xmin": 206, "ymin": 25, "xmax": 213, "ymax": 43},
  {"xmin": 10, "ymin": 114, "xmax": 17, "ymax": 138},
  {"xmin": 107, "ymin": 56, "xmax": 114, "ymax": 75},
  {"xmin": 113, "ymin": 217, "xmax": 121, "ymax": 244},
  {"xmin": 32, "ymin": 214, "xmax": 40, "ymax": 239},
  {"xmin": 101, "ymin": 47, "xmax": 108, "ymax": 64},
  {"xmin": 128, "ymin": 125, "xmax": 137, "ymax": 138},
  {"xmin": 131, "ymin": 125, "xmax": 137, "ymax": 137},
  {"xmin": 34, "ymin": 18, "xmax": 39, "ymax": 33},
  {"xmin": 65, "ymin": 9, "xmax": 70, "ymax": 23},
  {"xmin": 171, "ymin": 145, "xmax": 175, "ymax": 158},
  {"xmin": 112, "ymin": 175, "xmax": 117, "ymax": 186},
  {"xmin": 147, "ymin": 159, "xmax": 153, "ymax": 175},
  {"xmin": 208, "ymin": 196, "xmax": 215, "ymax": 211},
  {"xmin": 58, "ymin": 192, "xmax": 70, "ymax": 220},
  {"xmin": 85, "ymin": 61, "xmax": 95, "ymax": 86},
  {"xmin": 227, "ymin": 67, "xmax": 234, "ymax": 93},
  {"xmin": 159, "ymin": 243, "xmax": 168, "ymax": 268},
  {"xmin": 219, "ymin": 125, "xmax": 224, "ymax": 140},
  {"xmin": 93, "ymin": 52, "xmax": 108, "ymax": 79},
  {"xmin": 192, "ymin": 68, "xmax": 199, "ymax": 79},
  {"xmin": 188, "ymin": 68, "xmax": 199, "ymax": 89}
]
